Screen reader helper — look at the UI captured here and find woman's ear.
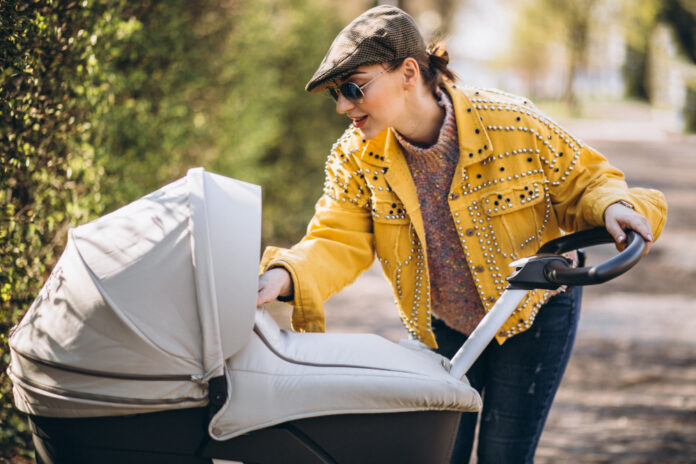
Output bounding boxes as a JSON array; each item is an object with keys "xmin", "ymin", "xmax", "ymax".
[{"xmin": 401, "ymin": 57, "xmax": 420, "ymax": 89}]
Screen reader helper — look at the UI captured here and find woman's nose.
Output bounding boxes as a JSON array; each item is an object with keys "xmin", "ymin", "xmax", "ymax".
[{"xmin": 335, "ymin": 94, "xmax": 355, "ymax": 115}]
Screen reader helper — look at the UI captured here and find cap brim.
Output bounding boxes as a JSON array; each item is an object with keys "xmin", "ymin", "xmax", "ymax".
[{"xmin": 306, "ymin": 79, "xmax": 333, "ymax": 94}]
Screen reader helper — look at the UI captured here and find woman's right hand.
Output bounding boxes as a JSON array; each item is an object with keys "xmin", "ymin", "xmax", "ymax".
[{"xmin": 257, "ymin": 267, "xmax": 293, "ymax": 307}]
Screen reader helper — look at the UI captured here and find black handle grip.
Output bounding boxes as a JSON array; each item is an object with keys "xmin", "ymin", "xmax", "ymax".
[
  {"xmin": 543, "ymin": 228, "xmax": 646, "ymax": 286},
  {"xmin": 506, "ymin": 227, "xmax": 646, "ymax": 290}
]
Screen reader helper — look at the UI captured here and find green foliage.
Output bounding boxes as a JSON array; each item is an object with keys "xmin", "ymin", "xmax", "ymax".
[
  {"xmin": 208, "ymin": 0, "xmax": 347, "ymax": 240},
  {"xmin": 88, "ymin": 0, "xmax": 346, "ymax": 242},
  {"xmin": 1, "ymin": 0, "xmax": 109, "ymax": 455},
  {"xmin": 90, "ymin": 0, "xmax": 346, "ymax": 242},
  {"xmin": 92, "ymin": 1, "xmax": 232, "ymax": 209},
  {"xmin": 1, "ymin": 0, "xmax": 345, "ymax": 457}
]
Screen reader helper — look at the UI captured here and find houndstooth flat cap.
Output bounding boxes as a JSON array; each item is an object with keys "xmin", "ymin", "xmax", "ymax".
[{"xmin": 305, "ymin": 5, "xmax": 426, "ymax": 93}]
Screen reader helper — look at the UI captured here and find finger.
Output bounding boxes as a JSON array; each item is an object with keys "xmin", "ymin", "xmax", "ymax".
[
  {"xmin": 257, "ymin": 293, "xmax": 272, "ymax": 307},
  {"xmin": 635, "ymin": 219, "xmax": 654, "ymax": 244},
  {"xmin": 619, "ymin": 213, "xmax": 652, "ymax": 239},
  {"xmin": 643, "ymin": 240, "xmax": 653, "ymax": 256},
  {"xmin": 256, "ymin": 273, "xmax": 274, "ymax": 306},
  {"xmin": 256, "ymin": 286, "xmax": 275, "ymax": 306},
  {"xmin": 623, "ymin": 216, "xmax": 655, "ymax": 256},
  {"xmin": 634, "ymin": 224, "xmax": 654, "ymax": 256},
  {"xmin": 620, "ymin": 216, "xmax": 654, "ymax": 255},
  {"xmin": 604, "ymin": 218, "xmax": 626, "ymax": 244}
]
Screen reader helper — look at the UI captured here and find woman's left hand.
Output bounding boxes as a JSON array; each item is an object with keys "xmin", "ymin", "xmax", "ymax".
[{"xmin": 603, "ymin": 202, "xmax": 654, "ymax": 255}]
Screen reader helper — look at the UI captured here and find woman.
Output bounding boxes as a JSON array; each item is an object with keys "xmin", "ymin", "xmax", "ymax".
[{"xmin": 256, "ymin": 5, "xmax": 666, "ymax": 463}]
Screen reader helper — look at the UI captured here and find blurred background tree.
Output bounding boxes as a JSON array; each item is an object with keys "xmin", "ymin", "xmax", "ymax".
[
  {"xmin": 623, "ymin": 0, "xmax": 696, "ymax": 109},
  {"xmin": 500, "ymin": 0, "xmax": 696, "ymax": 118},
  {"xmin": 623, "ymin": 0, "xmax": 664, "ymax": 100}
]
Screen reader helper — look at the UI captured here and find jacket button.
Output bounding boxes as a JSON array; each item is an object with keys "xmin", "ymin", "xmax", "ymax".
[
  {"xmin": 475, "ymin": 266, "xmax": 485, "ymax": 273},
  {"xmin": 449, "ymin": 193, "xmax": 460, "ymax": 200},
  {"xmin": 465, "ymin": 229, "xmax": 475, "ymax": 236}
]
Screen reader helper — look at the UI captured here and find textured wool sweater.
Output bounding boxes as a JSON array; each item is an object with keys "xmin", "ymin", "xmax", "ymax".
[{"xmin": 394, "ymin": 87, "xmax": 485, "ymax": 335}]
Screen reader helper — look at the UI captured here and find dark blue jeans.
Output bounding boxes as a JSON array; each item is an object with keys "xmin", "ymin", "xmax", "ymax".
[{"xmin": 433, "ymin": 286, "xmax": 582, "ymax": 464}]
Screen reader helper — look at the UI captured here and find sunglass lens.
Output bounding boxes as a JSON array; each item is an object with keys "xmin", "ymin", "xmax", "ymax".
[
  {"xmin": 328, "ymin": 83, "xmax": 363, "ymax": 102},
  {"xmin": 340, "ymin": 83, "xmax": 363, "ymax": 101}
]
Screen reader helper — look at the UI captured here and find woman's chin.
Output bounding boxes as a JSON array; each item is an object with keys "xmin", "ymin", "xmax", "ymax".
[
  {"xmin": 358, "ymin": 124, "xmax": 385, "ymax": 140},
  {"xmin": 358, "ymin": 128, "xmax": 372, "ymax": 139}
]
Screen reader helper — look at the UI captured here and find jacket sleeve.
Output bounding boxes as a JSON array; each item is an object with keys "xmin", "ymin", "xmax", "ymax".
[
  {"xmin": 260, "ymin": 138, "xmax": 375, "ymax": 333},
  {"xmin": 535, "ymin": 115, "xmax": 667, "ymax": 239}
]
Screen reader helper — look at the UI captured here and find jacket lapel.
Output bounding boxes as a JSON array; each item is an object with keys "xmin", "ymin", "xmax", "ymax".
[
  {"xmin": 381, "ymin": 130, "xmax": 426, "ymax": 245},
  {"xmin": 446, "ymin": 83, "xmax": 495, "ymax": 195},
  {"xmin": 360, "ymin": 131, "xmax": 426, "ymax": 247}
]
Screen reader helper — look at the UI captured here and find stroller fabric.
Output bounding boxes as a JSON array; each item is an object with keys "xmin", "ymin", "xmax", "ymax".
[{"xmin": 8, "ymin": 168, "xmax": 481, "ymax": 441}]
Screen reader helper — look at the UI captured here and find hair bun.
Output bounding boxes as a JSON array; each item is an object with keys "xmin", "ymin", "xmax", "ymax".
[{"xmin": 427, "ymin": 42, "xmax": 450, "ymax": 65}]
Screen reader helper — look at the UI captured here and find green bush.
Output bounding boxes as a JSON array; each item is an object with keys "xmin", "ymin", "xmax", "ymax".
[
  {"xmin": 208, "ymin": 0, "xmax": 349, "ymax": 241},
  {"xmin": 1, "ymin": 0, "xmax": 345, "ymax": 458},
  {"xmin": 91, "ymin": 0, "xmax": 347, "ymax": 243},
  {"xmin": 1, "ymin": 1, "xmax": 108, "ymax": 455}
]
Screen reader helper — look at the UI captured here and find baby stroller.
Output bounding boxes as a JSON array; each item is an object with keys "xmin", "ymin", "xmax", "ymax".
[{"xmin": 7, "ymin": 168, "xmax": 645, "ymax": 464}]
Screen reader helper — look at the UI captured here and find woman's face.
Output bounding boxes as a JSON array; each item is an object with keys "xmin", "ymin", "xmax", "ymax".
[{"xmin": 333, "ymin": 63, "xmax": 406, "ymax": 140}]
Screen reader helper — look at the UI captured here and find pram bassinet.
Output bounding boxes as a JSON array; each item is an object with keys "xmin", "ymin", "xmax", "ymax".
[{"xmin": 8, "ymin": 168, "xmax": 481, "ymax": 463}]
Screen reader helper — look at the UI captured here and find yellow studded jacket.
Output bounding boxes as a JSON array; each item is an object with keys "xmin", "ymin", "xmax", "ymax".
[{"xmin": 261, "ymin": 83, "xmax": 667, "ymax": 348}]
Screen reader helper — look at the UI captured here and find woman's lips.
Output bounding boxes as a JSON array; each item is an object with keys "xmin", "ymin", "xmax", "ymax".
[{"xmin": 352, "ymin": 115, "xmax": 368, "ymax": 129}]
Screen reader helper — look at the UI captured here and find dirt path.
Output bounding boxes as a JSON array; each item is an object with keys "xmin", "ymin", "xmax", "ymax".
[
  {"xmin": 534, "ymin": 109, "xmax": 696, "ymax": 463},
  {"xmin": 268, "ymin": 102, "xmax": 696, "ymax": 463}
]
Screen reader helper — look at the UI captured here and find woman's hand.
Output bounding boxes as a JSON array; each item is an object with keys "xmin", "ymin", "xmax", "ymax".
[
  {"xmin": 257, "ymin": 267, "xmax": 293, "ymax": 307},
  {"xmin": 604, "ymin": 202, "xmax": 654, "ymax": 255}
]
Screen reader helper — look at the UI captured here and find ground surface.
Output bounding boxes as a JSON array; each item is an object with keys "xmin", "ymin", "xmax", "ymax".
[{"xmin": 268, "ymin": 101, "xmax": 696, "ymax": 463}]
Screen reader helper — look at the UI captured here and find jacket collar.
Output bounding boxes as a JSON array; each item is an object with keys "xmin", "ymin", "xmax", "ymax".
[
  {"xmin": 358, "ymin": 82, "xmax": 494, "ymax": 169},
  {"xmin": 443, "ymin": 83, "xmax": 496, "ymax": 193},
  {"xmin": 354, "ymin": 83, "xmax": 495, "ymax": 245}
]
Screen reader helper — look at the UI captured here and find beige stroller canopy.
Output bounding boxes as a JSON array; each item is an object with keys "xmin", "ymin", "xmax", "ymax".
[{"xmin": 9, "ymin": 168, "xmax": 261, "ymax": 417}]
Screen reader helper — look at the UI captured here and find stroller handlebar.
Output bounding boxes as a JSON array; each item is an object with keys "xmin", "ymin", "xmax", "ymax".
[{"xmin": 507, "ymin": 227, "xmax": 646, "ymax": 290}]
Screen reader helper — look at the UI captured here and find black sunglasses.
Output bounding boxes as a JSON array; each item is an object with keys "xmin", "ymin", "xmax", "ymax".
[{"xmin": 327, "ymin": 70, "xmax": 386, "ymax": 102}]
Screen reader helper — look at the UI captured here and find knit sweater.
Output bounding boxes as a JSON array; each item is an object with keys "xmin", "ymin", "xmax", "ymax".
[{"xmin": 394, "ymin": 87, "xmax": 485, "ymax": 335}]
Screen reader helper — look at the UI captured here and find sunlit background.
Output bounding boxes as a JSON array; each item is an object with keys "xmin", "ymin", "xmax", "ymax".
[{"xmin": 383, "ymin": 0, "xmax": 696, "ymax": 117}]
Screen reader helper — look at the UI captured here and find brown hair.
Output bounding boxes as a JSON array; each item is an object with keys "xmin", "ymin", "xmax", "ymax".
[{"xmin": 386, "ymin": 41, "xmax": 457, "ymax": 93}]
